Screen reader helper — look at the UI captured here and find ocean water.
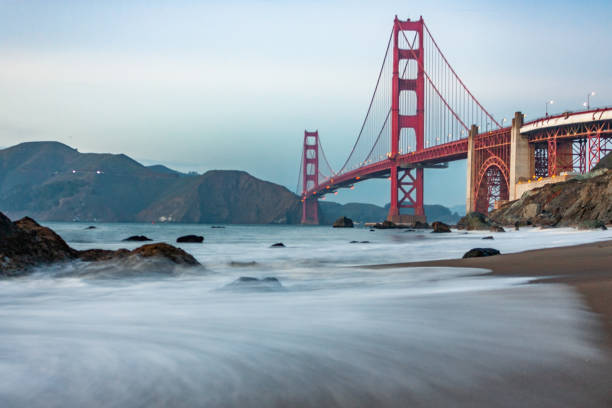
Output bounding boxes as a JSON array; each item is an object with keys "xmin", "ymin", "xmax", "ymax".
[{"xmin": 1, "ymin": 224, "xmax": 611, "ymax": 407}]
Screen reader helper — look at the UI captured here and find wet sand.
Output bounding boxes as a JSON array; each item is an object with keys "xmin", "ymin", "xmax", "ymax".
[{"xmin": 370, "ymin": 239, "xmax": 612, "ymax": 348}]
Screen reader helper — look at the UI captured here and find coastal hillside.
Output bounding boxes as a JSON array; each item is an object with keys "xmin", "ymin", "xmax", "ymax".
[
  {"xmin": 0, "ymin": 142, "xmax": 301, "ymax": 223},
  {"xmin": 490, "ymin": 168, "xmax": 612, "ymax": 227},
  {"xmin": 136, "ymin": 170, "xmax": 302, "ymax": 224}
]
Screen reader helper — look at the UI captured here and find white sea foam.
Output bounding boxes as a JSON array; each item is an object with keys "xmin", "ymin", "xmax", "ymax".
[{"xmin": 0, "ymin": 224, "xmax": 610, "ymax": 407}]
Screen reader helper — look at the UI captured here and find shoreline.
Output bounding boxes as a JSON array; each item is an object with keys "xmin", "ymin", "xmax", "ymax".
[{"xmin": 368, "ymin": 239, "xmax": 612, "ymax": 348}]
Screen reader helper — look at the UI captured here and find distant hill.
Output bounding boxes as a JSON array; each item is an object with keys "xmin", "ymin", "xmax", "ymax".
[
  {"xmin": 0, "ymin": 142, "xmax": 300, "ymax": 223},
  {"xmin": 320, "ymin": 202, "xmax": 461, "ymax": 224}
]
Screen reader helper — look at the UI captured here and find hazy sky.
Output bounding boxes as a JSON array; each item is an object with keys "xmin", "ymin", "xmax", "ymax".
[{"xmin": 1, "ymin": 0, "xmax": 610, "ymax": 207}]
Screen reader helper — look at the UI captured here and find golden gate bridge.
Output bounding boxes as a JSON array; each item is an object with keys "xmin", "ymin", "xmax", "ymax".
[{"xmin": 297, "ymin": 16, "xmax": 612, "ymax": 224}]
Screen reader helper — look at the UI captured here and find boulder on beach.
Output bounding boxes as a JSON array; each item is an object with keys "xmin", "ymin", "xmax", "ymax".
[
  {"xmin": 0, "ymin": 211, "xmax": 201, "ymax": 276},
  {"xmin": 431, "ymin": 221, "xmax": 451, "ymax": 233},
  {"xmin": 177, "ymin": 234, "xmax": 204, "ymax": 243},
  {"xmin": 490, "ymin": 225, "xmax": 505, "ymax": 233},
  {"xmin": 122, "ymin": 235, "xmax": 153, "ymax": 242},
  {"xmin": 85, "ymin": 226, "xmax": 97, "ymax": 230},
  {"xmin": 456, "ymin": 212, "xmax": 492, "ymax": 230},
  {"xmin": 130, "ymin": 243, "xmax": 200, "ymax": 265},
  {"xmin": 413, "ymin": 220, "xmax": 430, "ymax": 229},
  {"xmin": 222, "ymin": 276, "xmax": 284, "ymax": 292},
  {"xmin": 332, "ymin": 216, "xmax": 354, "ymax": 228},
  {"xmin": 462, "ymin": 248, "xmax": 501, "ymax": 258},
  {"xmin": 270, "ymin": 242, "xmax": 286, "ymax": 248},
  {"xmin": 0, "ymin": 214, "xmax": 78, "ymax": 275},
  {"xmin": 482, "ymin": 236, "xmax": 494, "ymax": 240},
  {"xmin": 373, "ymin": 220, "xmax": 397, "ymax": 229}
]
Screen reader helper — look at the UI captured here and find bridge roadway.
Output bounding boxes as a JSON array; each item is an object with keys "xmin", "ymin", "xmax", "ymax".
[{"xmin": 305, "ymin": 108, "xmax": 612, "ymax": 200}]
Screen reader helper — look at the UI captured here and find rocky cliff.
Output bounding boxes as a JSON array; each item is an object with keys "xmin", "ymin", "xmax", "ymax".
[{"xmin": 490, "ymin": 169, "xmax": 612, "ymax": 228}]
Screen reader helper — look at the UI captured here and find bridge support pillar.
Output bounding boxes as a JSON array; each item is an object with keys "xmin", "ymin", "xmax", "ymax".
[
  {"xmin": 509, "ymin": 111, "xmax": 531, "ymax": 201},
  {"xmin": 465, "ymin": 125, "xmax": 478, "ymax": 213}
]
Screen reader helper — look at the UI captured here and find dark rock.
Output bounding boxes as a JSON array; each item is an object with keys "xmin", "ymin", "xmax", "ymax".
[
  {"xmin": 122, "ymin": 235, "xmax": 152, "ymax": 242},
  {"xmin": 431, "ymin": 221, "xmax": 451, "ymax": 233},
  {"xmin": 462, "ymin": 248, "xmax": 501, "ymax": 258},
  {"xmin": 369, "ymin": 229, "xmax": 375, "ymax": 232},
  {"xmin": 360, "ymin": 241, "xmax": 370, "ymax": 244},
  {"xmin": 78, "ymin": 243, "xmax": 199, "ymax": 266},
  {"xmin": 176, "ymin": 234, "xmax": 204, "ymax": 243},
  {"xmin": 270, "ymin": 242, "xmax": 285, "ymax": 248},
  {"xmin": 0, "ymin": 215, "xmax": 78, "ymax": 275},
  {"xmin": 456, "ymin": 212, "xmax": 491, "ymax": 230},
  {"xmin": 514, "ymin": 221, "xmax": 520, "ymax": 231},
  {"xmin": 578, "ymin": 220, "xmax": 608, "ymax": 230},
  {"xmin": 0, "ymin": 211, "xmax": 201, "ymax": 276},
  {"xmin": 413, "ymin": 221, "xmax": 430, "ymax": 229},
  {"xmin": 211, "ymin": 226, "xmax": 226, "ymax": 229},
  {"xmin": 373, "ymin": 220, "xmax": 398, "ymax": 229},
  {"xmin": 350, "ymin": 240, "xmax": 359, "ymax": 243},
  {"xmin": 130, "ymin": 243, "xmax": 199, "ymax": 265},
  {"xmin": 482, "ymin": 236, "xmax": 494, "ymax": 240},
  {"xmin": 85, "ymin": 226, "xmax": 97, "ymax": 230},
  {"xmin": 223, "ymin": 276, "xmax": 284, "ymax": 292},
  {"xmin": 332, "ymin": 216, "xmax": 354, "ymax": 228},
  {"xmin": 490, "ymin": 225, "xmax": 505, "ymax": 233},
  {"xmin": 78, "ymin": 248, "xmax": 130, "ymax": 262}
]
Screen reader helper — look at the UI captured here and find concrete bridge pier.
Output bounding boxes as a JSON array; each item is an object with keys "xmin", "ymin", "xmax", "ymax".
[{"xmin": 508, "ymin": 111, "xmax": 531, "ymax": 201}]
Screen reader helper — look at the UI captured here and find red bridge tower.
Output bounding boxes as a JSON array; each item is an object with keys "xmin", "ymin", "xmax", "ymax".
[
  {"xmin": 301, "ymin": 130, "xmax": 319, "ymax": 224},
  {"xmin": 388, "ymin": 16, "xmax": 425, "ymax": 223}
]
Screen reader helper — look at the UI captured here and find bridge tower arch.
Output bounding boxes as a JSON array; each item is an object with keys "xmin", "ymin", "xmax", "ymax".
[{"xmin": 388, "ymin": 16, "xmax": 425, "ymax": 223}]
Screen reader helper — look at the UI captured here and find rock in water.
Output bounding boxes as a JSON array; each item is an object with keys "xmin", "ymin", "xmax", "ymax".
[
  {"xmin": 85, "ymin": 226, "xmax": 96, "ymax": 230},
  {"xmin": 490, "ymin": 225, "xmax": 505, "ymax": 232},
  {"xmin": 223, "ymin": 276, "xmax": 284, "ymax": 292},
  {"xmin": 482, "ymin": 236, "xmax": 494, "ymax": 240},
  {"xmin": 332, "ymin": 216, "xmax": 354, "ymax": 228},
  {"xmin": 0, "ymin": 214, "xmax": 77, "ymax": 275},
  {"xmin": 374, "ymin": 220, "xmax": 397, "ymax": 229},
  {"xmin": 130, "ymin": 243, "xmax": 199, "ymax": 265},
  {"xmin": 431, "ymin": 221, "xmax": 451, "ymax": 233},
  {"xmin": 177, "ymin": 235, "xmax": 204, "ymax": 243},
  {"xmin": 456, "ymin": 212, "xmax": 491, "ymax": 230},
  {"xmin": 0, "ymin": 211, "xmax": 201, "ymax": 276},
  {"xmin": 462, "ymin": 248, "xmax": 501, "ymax": 258},
  {"xmin": 123, "ymin": 235, "xmax": 153, "ymax": 242},
  {"xmin": 270, "ymin": 242, "xmax": 286, "ymax": 248},
  {"xmin": 413, "ymin": 221, "xmax": 430, "ymax": 229}
]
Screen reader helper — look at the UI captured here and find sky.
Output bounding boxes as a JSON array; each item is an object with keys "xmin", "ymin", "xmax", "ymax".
[{"xmin": 1, "ymin": 0, "xmax": 611, "ymax": 208}]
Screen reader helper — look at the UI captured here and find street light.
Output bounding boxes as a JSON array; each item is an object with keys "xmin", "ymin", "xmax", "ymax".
[
  {"xmin": 545, "ymin": 100, "xmax": 554, "ymax": 116},
  {"xmin": 583, "ymin": 91, "xmax": 596, "ymax": 110}
]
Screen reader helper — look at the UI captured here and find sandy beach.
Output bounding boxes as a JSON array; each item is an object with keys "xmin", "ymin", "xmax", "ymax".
[{"xmin": 370, "ymin": 239, "xmax": 612, "ymax": 348}]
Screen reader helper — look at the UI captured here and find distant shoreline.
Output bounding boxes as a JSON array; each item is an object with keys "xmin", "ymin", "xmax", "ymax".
[{"xmin": 368, "ymin": 239, "xmax": 612, "ymax": 349}]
